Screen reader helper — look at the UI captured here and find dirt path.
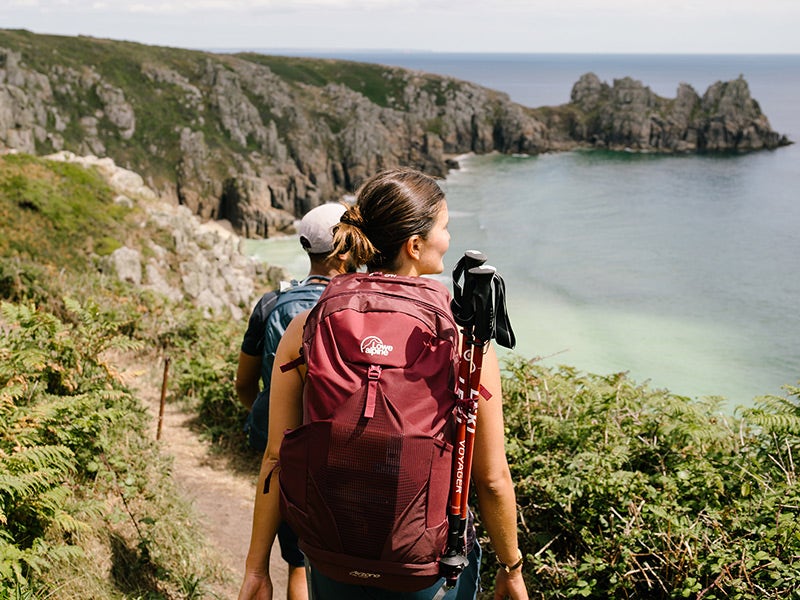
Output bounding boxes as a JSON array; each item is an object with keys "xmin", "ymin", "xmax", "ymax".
[{"xmin": 124, "ymin": 358, "xmax": 288, "ymax": 600}]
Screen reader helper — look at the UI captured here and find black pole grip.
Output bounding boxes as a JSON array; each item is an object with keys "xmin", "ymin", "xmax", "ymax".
[
  {"xmin": 467, "ymin": 265, "xmax": 496, "ymax": 342},
  {"xmin": 452, "ymin": 250, "xmax": 487, "ymax": 326}
]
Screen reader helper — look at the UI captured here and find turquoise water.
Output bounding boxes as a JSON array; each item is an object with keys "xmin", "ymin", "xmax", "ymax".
[
  {"xmin": 244, "ymin": 53, "xmax": 800, "ymax": 407},
  {"xmin": 441, "ymin": 149, "xmax": 800, "ymax": 405}
]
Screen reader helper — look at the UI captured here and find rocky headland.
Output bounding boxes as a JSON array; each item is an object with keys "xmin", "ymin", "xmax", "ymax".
[{"xmin": 0, "ymin": 29, "xmax": 792, "ymax": 240}]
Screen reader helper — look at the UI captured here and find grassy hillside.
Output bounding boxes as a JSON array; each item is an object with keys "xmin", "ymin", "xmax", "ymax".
[
  {"xmin": 0, "ymin": 30, "xmax": 212, "ymax": 182},
  {"xmin": 235, "ymin": 52, "xmax": 462, "ymax": 112},
  {"xmin": 0, "ymin": 29, "xmax": 499, "ymax": 196},
  {"xmin": 0, "ymin": 153, "xmax": 128, "ymax": 267},
  {"xmin": 0, "ymin": 153, "xmax": 250, "ymax": 598}
]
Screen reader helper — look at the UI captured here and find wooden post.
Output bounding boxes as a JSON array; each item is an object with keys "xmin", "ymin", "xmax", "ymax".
[{"xmin": 157, "ymin": 356, "xmax": 170, "ymax": 441}]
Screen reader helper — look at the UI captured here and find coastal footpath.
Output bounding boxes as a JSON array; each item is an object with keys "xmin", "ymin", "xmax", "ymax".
[{"xmin": 0, "ymin": 29, "xmax": 791, "ymax": 238}]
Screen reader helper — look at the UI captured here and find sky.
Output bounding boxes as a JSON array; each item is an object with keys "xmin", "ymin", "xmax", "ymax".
[{"xmin": 1, "ymin": 0, "xmax": 799, "ymax": 55}]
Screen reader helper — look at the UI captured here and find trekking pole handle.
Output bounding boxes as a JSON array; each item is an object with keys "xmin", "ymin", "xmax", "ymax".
[
  {"xmin": 464, "ymin": 249, "xmax": 487, "ymax": 266},
  {"xmin": 467, "ymin": 265, "xmax": 497, "ymax": 343},
  {"xmin": 452, "ymin": 251, "xmax": 487, "ymax": 327}
]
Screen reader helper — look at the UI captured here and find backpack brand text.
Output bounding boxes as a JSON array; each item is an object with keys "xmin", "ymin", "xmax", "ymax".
[
  {"xmin": 455, "ymin": 439, "xmax": 466, "ymax": 494},
  {"xmin": 360, "ymin": 336, "xmax": 394, "ymax": 357},
  {"xmin": 349, "ymin": 570, "xmax": 382, "ymax": 579}
]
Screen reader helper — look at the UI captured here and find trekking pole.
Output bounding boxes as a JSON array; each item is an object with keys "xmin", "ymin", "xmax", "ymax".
[
  {"xmin": 440, "ymin": 251, "xmax": 516, "ymax": 587},
  {"xmin": 440, "ymin": 251, "xmax": 489, "ymax": 584},
  {"xmin": 457, "ymin": 264, "xmax": 516, "ymax": 530},
  {"xmin": 456, "ymin": 265, "xmax": 498, "ymax": 516}
]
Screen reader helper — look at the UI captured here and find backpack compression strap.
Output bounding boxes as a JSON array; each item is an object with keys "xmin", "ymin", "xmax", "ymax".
[{"xmin": 279, "ymin": 351, "xmax": 305, "ymax": 373}]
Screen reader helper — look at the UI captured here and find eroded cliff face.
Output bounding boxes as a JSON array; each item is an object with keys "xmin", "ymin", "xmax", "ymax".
[{"xmin": 0, "ymin": 32, "xmax": 791, "ymax": 238}]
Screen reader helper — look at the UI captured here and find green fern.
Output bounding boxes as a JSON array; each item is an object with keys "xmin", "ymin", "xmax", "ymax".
[
  {"xmin": 743, "ymin": 393, "xmax": 800, "ymax": 435},
  {"xmin": 0, "ymin": 447, "xmax": 74, "ymax": 501}
]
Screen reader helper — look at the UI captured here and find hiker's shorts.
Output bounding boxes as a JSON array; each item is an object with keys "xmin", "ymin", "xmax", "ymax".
[
  {"xmin": 278, "ymin": 520, "xmax": 305, "ymax": 568},
  {"xmin": 244, "ymin": 390, "xmax": 269, "ymax": 452},
  {"xmin": 307, "ymin": 542, "xmax": 481, "ymax": 600}
]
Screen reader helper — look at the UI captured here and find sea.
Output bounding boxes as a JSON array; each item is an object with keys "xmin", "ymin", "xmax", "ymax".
[{"xmin": 241, "ymin": 52, "xmax": 800, "ymax": 409}]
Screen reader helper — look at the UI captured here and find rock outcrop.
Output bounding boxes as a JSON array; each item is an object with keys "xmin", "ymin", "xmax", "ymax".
[
  {"xmin": 564, "ymin": 72, "xmax": 790, "ymax": 152},
  {"xmin": 0, "ymin": 31, "xmax": 791, "ymax": 240},
  {"xmin": 43, "ymin": 151, "xmax": 281, "ymax": 319}
]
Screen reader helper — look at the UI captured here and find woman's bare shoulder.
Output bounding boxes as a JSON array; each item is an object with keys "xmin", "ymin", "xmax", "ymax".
[{"xmin": 280, "ymin": 309, "xmax": 311, "ymax": 354}]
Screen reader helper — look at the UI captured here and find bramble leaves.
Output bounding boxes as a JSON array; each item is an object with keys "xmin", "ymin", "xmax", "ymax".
[{"xmin": 494, "ymin": 358, "xmax": 800, "ymax": 599}]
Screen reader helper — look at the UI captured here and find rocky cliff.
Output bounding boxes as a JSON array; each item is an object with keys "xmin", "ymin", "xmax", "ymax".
[{"xmin": 0, "ymin": 29, "xmax": 791, "ymax": 238}]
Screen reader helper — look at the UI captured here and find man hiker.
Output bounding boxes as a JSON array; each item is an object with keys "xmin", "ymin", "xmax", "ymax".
[{"xmin": 235, "ymin": 201, "xmax": 352, "ymax": 600}]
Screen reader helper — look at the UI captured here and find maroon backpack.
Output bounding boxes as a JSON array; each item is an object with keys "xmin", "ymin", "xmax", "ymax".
[{"xmin": 278, "ymin": 272, "xmax": 460, "ymax": 591}]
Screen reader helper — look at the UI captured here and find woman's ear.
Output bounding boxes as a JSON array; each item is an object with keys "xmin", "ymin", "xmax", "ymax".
[{"xmin": 405, "ymin": 235, "xmax": 422, "ymax": 261}]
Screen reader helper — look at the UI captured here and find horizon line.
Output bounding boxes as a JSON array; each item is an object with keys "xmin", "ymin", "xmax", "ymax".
[{"xmin": 205, "ymin": 47, "xmax": 800, "ymax": 57}]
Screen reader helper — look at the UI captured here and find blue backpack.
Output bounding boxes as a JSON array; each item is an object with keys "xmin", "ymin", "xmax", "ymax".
[{"xmin": 245, "ymin": 277, "xmax": 329, "ymax": 451}]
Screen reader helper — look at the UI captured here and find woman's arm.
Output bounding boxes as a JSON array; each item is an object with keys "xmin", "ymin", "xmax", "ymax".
[
  {"xmin": 238, "ymin": 312, "xmax": 308, "ymax": 600},
  {"xmin": 470, "ymin": 344, "xmax": 528, "ymax": 600}
]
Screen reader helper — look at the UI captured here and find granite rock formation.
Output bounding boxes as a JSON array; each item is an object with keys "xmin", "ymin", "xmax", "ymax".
[
  {"xmin": 40, "ymin": 150, "xmax": 281, "ymax": 319},
  {"xmin": 565, "ymin": 72, "xmax": 789, "ymax": 152}
]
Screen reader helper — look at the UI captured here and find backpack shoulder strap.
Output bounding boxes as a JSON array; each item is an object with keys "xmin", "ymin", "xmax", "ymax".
[
  {"xmin": 274, "ymin": 276, "xmax": 331, "ymax": 372},
  {"xmin": 298, "ymin": 275, "xmax": 331, "ymax": 286},
  {"xmin": 257, "ymin": 277, "xmax": 299, "ymax": 317},
  {"xmin": 272, "ymin": 276, "xmax": 329, "ymax": 307},
  {"xmin": 258, "ymin": 288, "xmax": 281, "ymax": 315}
]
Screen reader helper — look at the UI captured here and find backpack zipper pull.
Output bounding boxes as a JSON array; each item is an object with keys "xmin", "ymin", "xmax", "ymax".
[{"xmin": 364, "ymin": 365, "xmax": 382, "ymax": 418}]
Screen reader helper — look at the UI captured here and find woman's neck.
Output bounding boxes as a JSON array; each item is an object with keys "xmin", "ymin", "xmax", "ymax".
[
  {"xmin": 370, "ymin": 265, "xmax": 421, "ymax": 277},
  {"xmin": 374, "ymin": 252, "xmax": 422, "ymax": 277}
]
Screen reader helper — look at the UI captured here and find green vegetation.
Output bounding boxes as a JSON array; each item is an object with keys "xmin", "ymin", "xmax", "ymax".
[
  {"xmin": 498, "ymin": 360, "xmax": 800, "ymax": 599},
  {"xmin": 0, "ymin": 154, "xmax": 130, "ymax": 269},
  {"xmin": 0, "ymin": 298, "xmax": 223, "ymax": 599},
  {"xmin": 236, "ymin": 53, "xmax": 412, "ymax": 109},
  {"xmin": 0, "ymin": 154, "xmax": 250, "ymax": 597},
  {"xmin": 0, "ymin": 30, "xmax": 213, "ymax": 181},
  {"xmin": 162, "ymin": 311, "xmax": 248, "ymax": 450},
  {"xmin": 0, "ymin": 28, "xmax": 473, "ymax": 198}
]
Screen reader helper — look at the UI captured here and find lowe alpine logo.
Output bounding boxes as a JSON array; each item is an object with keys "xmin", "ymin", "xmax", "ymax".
[
  {"xmin": 349, "ymin": 570, "xmax": 382, "ymax": 579},
  {"xmin": 360, "ymin": 336, "xmax": 394, "ymax": 357}
]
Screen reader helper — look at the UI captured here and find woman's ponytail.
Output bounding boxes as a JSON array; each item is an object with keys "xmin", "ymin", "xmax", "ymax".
[{"xmin": 331, "ymin": 204, "xmax": 378, "ymax": 267}]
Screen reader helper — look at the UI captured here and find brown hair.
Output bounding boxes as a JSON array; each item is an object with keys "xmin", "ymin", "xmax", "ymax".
[{"xmin": 331, "ymin": 168, "xmax": 445, "ymax": 271}]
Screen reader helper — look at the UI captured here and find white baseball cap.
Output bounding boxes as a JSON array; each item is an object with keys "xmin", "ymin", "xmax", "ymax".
[{"xmin": 298, "ymin": 203, "xmax": 346, "ymax": 254}]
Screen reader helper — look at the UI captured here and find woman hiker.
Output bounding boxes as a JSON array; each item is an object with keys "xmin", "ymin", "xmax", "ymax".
[{"xmin": 238, "ymin": 167, "xmax": 528, "ymax": 600}]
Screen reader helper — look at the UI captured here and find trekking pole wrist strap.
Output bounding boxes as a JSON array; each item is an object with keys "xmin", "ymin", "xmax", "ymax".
[{"xmin": 499, "ymin": 549, "xmax": 524, "ymax": 573}]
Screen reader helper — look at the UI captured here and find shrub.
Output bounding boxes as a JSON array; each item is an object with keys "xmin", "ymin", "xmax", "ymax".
[
  {"xmin": 491, "ymin": 358, "xmax": 800, "ymax": 599},
  {"xmin": 0, "ymin": 299, "xmax": 221, "ymax": 597},
  {"xmin": 163, "ymin": 309, "xmax": 251, "ymax": 451}
]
